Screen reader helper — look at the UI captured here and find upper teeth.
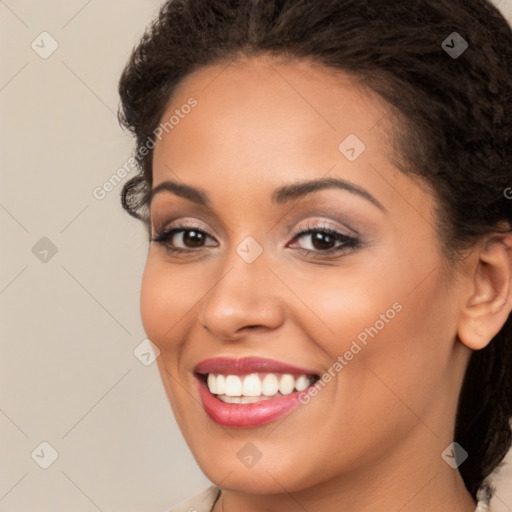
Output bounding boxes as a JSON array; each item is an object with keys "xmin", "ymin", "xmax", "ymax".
[{"xmin": 206, "ymin": 373, "xmax": 312, "ymax": 398}]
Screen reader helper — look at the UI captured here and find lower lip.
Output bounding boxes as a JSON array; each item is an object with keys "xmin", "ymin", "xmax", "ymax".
[{"xmin": 196, "ymin": 376, "xmax": 304, "ymax": 428}]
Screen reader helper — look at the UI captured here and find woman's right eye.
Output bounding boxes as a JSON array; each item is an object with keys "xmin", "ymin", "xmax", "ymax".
[{"xmin": 151, "ymin": 226, "xmax": 218, "ymax": 253}]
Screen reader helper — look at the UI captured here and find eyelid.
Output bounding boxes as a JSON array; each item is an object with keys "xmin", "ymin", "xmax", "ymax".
[
  {"xmin": 152, "ymin": 217, "xmax": 215, "ymax": 238},
  {"xmin": 288, "ymin": 224, "xmax": 358, "ymax": 248},
  {"xmin": 149, "ymin": 203, "xmax": 231, "ymax": 238},
  {"xmin": 290, "ymin": 218, "xmax": 359, "ymax": 239}
]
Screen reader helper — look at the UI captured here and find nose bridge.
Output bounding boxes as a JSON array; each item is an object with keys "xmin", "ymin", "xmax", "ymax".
[{"xmin": 198, "ymin": 236, "xmax": 285, "ymax": 338}]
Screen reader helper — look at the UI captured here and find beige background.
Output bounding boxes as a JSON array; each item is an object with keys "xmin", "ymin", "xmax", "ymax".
[{"xmin": 1, "ymin": 1, "xmax": 511, "ymax": 510}]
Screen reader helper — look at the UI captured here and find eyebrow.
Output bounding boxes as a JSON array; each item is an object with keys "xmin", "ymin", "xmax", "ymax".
[{"xmin": 149, "ymin": 176, "xmax": 386, "ymax": 212}]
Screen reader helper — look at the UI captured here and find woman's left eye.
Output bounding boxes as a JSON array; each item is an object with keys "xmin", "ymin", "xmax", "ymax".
[{"xmin": 288, "ymin": 227, "xmax": 360, "ymax": 255}]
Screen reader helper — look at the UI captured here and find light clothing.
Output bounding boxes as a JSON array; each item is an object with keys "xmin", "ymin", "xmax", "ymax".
[
  {"xmin": 164, "ymin": 485, "xmax": 220, "ymax": 512},
  {"xmin": 165, "ymin": 482, "xmax": 493, "ymax": 511}
]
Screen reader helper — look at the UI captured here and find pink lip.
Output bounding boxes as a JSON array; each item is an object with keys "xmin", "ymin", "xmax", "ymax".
[
  {"xmin": 196, "ymin": 377, "xmax": 307, "ymax": 428},
  {"xmin": 194, "ymin": 357, "xmax": 318, "ymax": 376},
  {"xmin": 193, "ymin": 357, "xmax": 319, "ymax": 428}
]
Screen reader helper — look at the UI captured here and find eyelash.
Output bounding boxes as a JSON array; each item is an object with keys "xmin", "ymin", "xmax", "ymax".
[{"xmin": 151, "ymin": 222, "xmax": 360, "ymax": 258}]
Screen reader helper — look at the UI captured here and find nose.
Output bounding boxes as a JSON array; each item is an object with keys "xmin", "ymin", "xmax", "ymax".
[{"xmin": 198, "ymin": 246, "xmax": 286, "ymax": 341}]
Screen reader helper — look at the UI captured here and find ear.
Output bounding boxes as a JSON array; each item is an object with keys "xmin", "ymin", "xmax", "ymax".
[{"xmin": 457, "ymin": 231, "xmax": 512, "ymax": 350}]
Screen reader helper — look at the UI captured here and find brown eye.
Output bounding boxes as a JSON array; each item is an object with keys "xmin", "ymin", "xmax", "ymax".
[
  {"xmin": 151, "ymin": 226, "xmax": 218, "ymax": 251},
  {"xmin": 291, "ymin": 227, "xmax": 359, "ymax": 254},
  {"xmin": 180, "ymin": 230, "xmax": 207, "ymax": 248},
  {"xmin": 308, "ymin": 232, "xmax": 337, "ymax": 251}
]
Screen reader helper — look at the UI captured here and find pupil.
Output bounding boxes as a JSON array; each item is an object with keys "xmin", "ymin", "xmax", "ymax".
[
  {"xmin": 312, "ymin": 232, "xmax": 334, "ymax": 250},
  {"xmin": 184, "ymin": 230, "xmax": 204, "ymax": 247}
]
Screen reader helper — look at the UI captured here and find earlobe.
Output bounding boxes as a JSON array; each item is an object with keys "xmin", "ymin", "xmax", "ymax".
[{"xmin": 457, "ymin": 232, "xmax": 512, "ymax": 351}]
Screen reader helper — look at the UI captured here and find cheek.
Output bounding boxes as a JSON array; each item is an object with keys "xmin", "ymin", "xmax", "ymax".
[
  {"xmin": 140, "ymin": 255, "xmax": 202, "ymax": 348},
  {"xmin": 140, "ymin": 259, "xmax": 165, "ymax": 344},
  {"xmin": 332, "ymin": 269, "xmax": 458, "ymax": 433},
  {"xmin": 290, "ymin": 250, "xmax": 415, "ymax": 357},
  {"xmin": 301, "ymin": 245, "xmax": 456, "ymax": 410}
]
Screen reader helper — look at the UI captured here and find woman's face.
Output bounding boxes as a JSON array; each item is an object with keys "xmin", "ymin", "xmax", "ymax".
[{"xmin": 141, "ymin": 57, "xmax": 471, "ymax": 495}]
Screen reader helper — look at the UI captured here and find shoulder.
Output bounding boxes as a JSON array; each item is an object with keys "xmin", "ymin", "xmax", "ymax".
[
  {"xmin": 474, "ymin": 475, "xmax": 494, "ymax": 512},
  {"xmin": 163, "ymin": 485, "xmax": 221, "ymax": 512}
]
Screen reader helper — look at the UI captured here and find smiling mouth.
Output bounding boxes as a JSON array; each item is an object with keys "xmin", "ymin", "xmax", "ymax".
[
  {"xmin": 197, "ymin": 372, "xmax": 320, "ymax": 404},
  {"xmin": 193, "ymin": 357, "xmax": 322, "ymax": 427}
]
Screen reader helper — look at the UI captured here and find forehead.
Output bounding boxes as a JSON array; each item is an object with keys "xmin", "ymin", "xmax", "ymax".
[
  {"xmin": 154, "ymin": 56, "xmax": 392, "ymax": 162},
  {"xmin": 150, "ymin": 56, "xmax": 423, "ymax": 217}
]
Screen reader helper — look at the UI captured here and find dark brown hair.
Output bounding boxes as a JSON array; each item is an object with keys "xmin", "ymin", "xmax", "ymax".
[{"xmin": 118, "ymin": 0, "xmax": 512, "ymax": 499}]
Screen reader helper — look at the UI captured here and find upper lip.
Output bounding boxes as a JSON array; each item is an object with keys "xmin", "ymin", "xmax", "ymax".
[{"xmin": 194, "ymin": 357, "xmax": 319, "ymax": 376}]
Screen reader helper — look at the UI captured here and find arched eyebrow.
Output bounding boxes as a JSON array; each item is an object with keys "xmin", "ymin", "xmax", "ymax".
[
  {"xmin": 149, "ymin": 180, "xmax": 210, "ymax": 206},
  {"xmin": 272, "ymin": 177, "xmax": 386, "ymax": 212},
  {"xmin": 149, "ymin": 176, "xmax": 386, "ymax": 212}
]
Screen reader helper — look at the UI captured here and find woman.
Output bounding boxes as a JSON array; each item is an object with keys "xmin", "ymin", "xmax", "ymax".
[{"xmin": 118, "ymin": 0, "xmax": 512, "ymax": 510}]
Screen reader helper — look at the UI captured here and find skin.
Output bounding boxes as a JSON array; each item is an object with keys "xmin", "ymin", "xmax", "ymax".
[{"xmin": 140, "ymin": 55, "xmax": 512, "ymax": 511}]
